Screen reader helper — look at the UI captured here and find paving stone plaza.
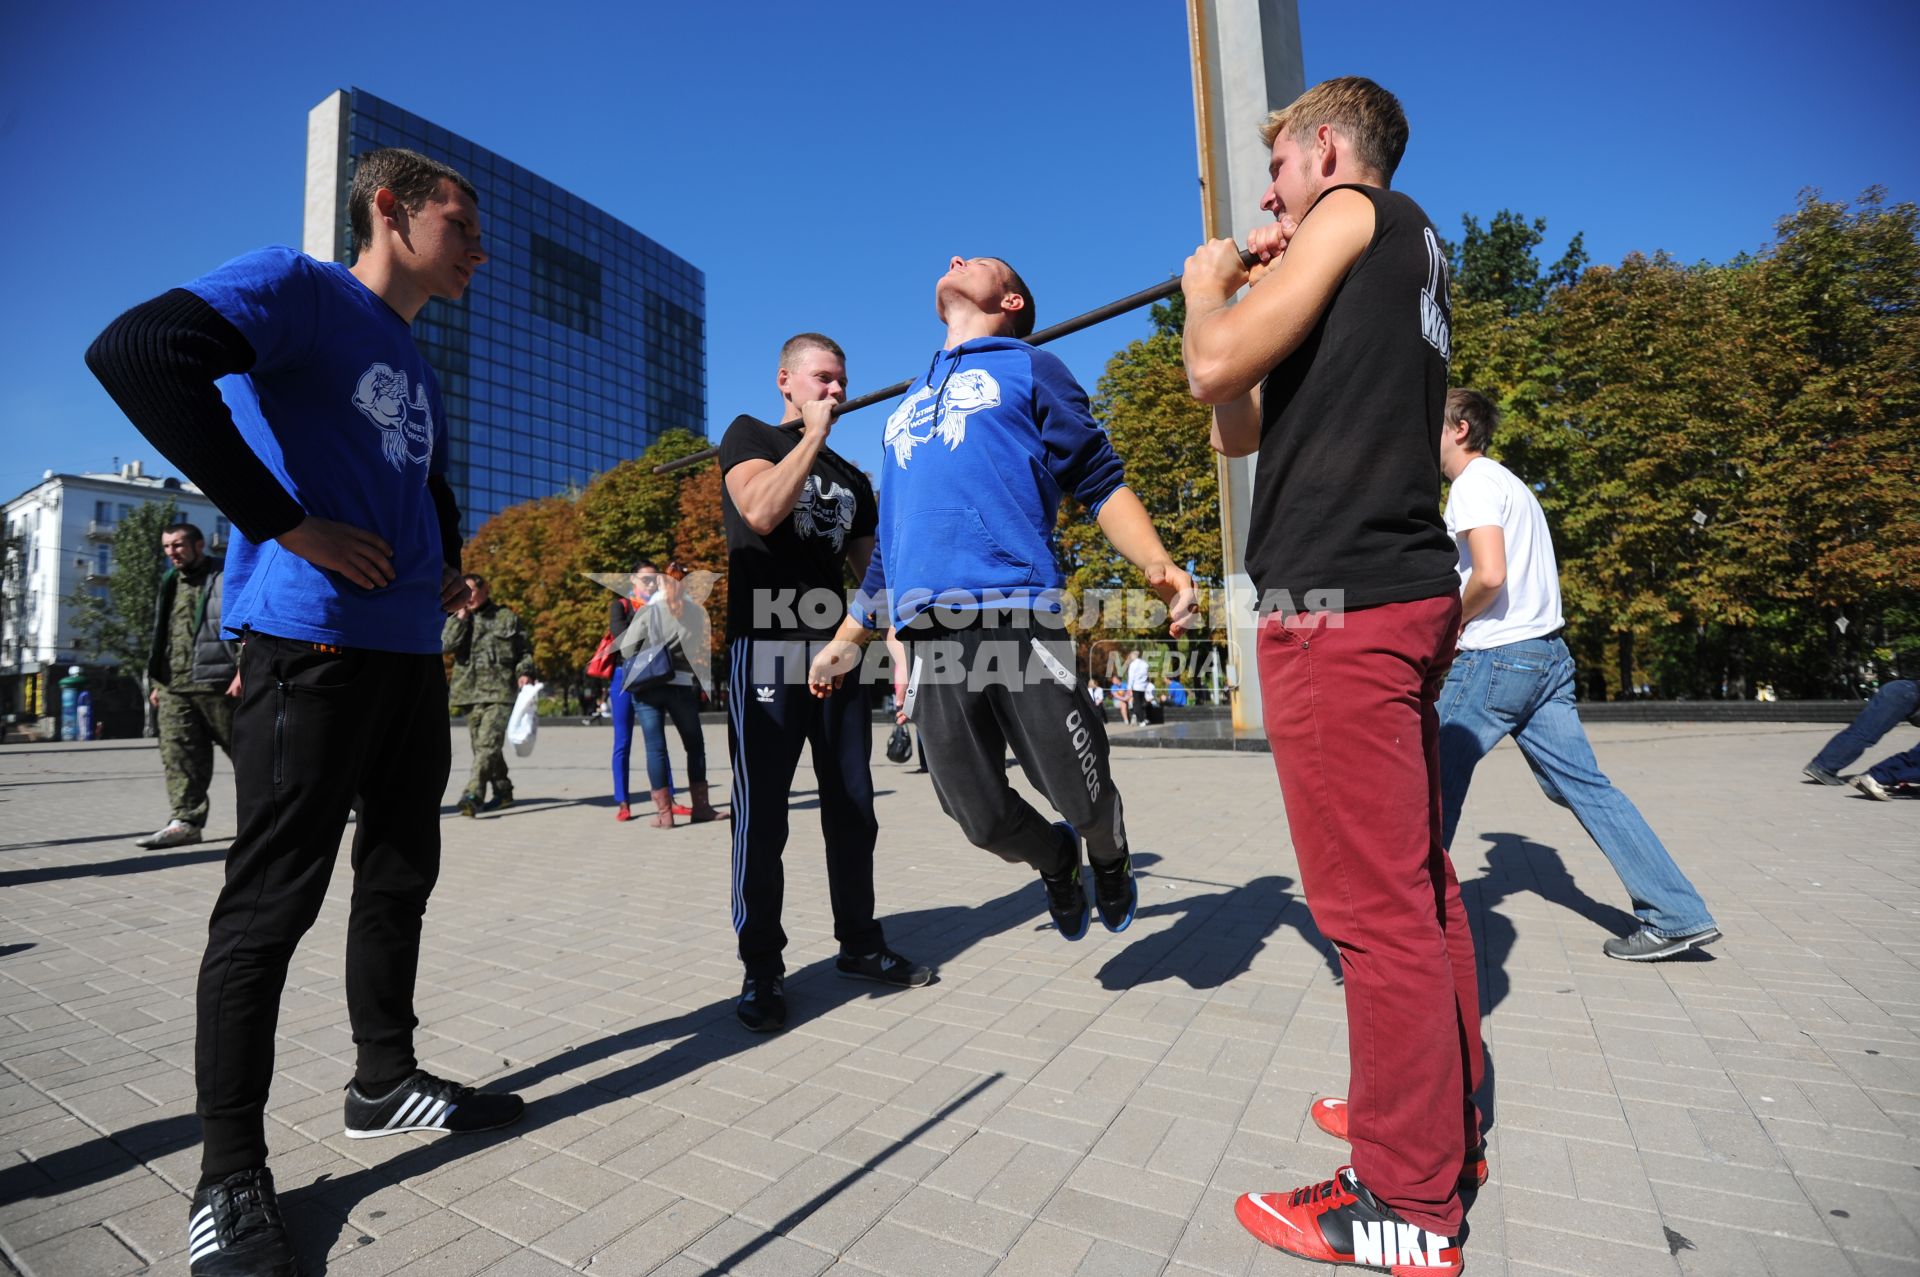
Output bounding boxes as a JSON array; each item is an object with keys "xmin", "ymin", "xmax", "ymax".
[{"xmin": 2, "ymin": 718, "xmax": 1916, "ymax": 1275}]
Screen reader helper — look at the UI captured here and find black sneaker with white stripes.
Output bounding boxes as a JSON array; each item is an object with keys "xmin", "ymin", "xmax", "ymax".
[
  {"xmin": 187, "ymin": 1166, "xmax": 296, "ymax": 1277},
  {"xmin": 836, "ymin": 947, "xmax": 934, "ymax": 987},
  {"xmin": 342, "ymin": 1069, "xmax": 524, "ymax": 1140}
]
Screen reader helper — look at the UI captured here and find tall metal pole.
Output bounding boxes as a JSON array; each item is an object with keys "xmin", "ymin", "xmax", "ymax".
[{"xmin": 1187, "ymin": 0, "xmax": 1303, "ymax": 733}]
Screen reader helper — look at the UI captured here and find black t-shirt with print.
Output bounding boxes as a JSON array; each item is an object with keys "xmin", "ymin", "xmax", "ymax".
[{"xmin": 719, "ymin": 414, "xmax": 878, "ymax": 640}]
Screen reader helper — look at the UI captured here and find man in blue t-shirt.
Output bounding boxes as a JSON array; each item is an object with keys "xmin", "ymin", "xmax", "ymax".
[
  {"xmin": 88, "ymin": 148, "xmax": 523, "ymax": 1277},
  {"xmin": 806, "ymin": 256, "xmax": 1196, "ymax": 946}
]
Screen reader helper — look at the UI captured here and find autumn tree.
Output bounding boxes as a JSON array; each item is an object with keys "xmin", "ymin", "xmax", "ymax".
[
  {"xmin": 464, "ymin": 494, "xmax": 602, "ymax": 682},
  {"xmin": 670, "ymin": 459, "xmax": 729, "ymax": 686},
  {"xmin": 576, "ymin": 427, "xmax": 711, "ymax": 579}
]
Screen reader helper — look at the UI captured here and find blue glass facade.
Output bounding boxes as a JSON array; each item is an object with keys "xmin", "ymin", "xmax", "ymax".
[{"xmin": 329, "ymin": 89, "xmax": 706, "ymax": 535}]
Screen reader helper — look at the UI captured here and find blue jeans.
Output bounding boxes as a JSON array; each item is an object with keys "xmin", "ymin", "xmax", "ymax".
[
  {"xmin": 611, "ymin": 673, "xmax": 705, "ymax": 802},
  {"xmin": 1439, "ymin": 637, "xmax": 1716, "ymax": 937},
  {"xmin": 1812, "ymin": 680, "xmax": 1920, "ymax": 777}
]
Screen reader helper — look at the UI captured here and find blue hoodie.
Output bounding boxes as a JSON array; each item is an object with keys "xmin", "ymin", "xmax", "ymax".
[{"xmin": 855, "ymin": 336, "xmax": 1127, "ymax": 630}]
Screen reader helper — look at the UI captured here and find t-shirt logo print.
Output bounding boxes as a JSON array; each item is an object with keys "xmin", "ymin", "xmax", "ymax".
[
  {"xmin": 884, "ymin": 368, "xmax": 1002, "ymax": 467},
  {"xmin": 351, "ymin": 363, "xmax": 435, "ymax": 471},
  {"xmin": 792, "ymin": 476, "xmax": 856, "ymax": 551},
  {"xmin": 1420, "ymin": 227, "xmax": 1452, "ymax": 361}
]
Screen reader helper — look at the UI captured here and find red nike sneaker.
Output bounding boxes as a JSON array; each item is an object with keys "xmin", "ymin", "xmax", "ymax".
[
  {"xmin": 1235, "ymin": 1166, "xmax": 1463, "ymax": 1275},
  {"xmin": 1310, "ymin": 1096, "xmax": 1489, "ymax": 1188}
]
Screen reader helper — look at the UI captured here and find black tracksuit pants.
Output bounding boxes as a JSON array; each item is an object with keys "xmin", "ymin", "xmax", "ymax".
[
  {"xmin": 727, "ymin": 637, "xmax": 885, "ymax": 979},
  {"xmin": 907, "ymin": 620, "xmax": 1128, "ymax": 875},
  {"xmin": 196, "ymin": 633, "xmax": 448, "ymax": 1180}
]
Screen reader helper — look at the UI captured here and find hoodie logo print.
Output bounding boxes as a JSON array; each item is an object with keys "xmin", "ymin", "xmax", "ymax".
[{"xmin": 884, "ymin": 369, "xmax": 1001, "ymax": 467}]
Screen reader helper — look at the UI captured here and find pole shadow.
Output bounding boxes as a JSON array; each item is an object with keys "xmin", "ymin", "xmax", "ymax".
[
  {"xmin": 0, "ymin": 831, "xmax": 157, "ymax": 853},
  {"xmin": 0, "ymin": 845, "xmax": 228, "ymax": 889}
]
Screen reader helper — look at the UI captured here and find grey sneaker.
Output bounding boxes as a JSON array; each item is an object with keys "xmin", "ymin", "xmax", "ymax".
[
  {"xmin": 1603, "ymin": 925, "xmax": 1721, "ymax": 961},
  {"xmin": 1855, "ymin": 775, "xmax": 1894, "ymax": 801},
  {"xmin": 136, "ymin": 820, "xmax": 201, "ymax": 849},
  {"xmin": 1802, "ymin": 764, "xmax": 1846, "ymax": 786}
]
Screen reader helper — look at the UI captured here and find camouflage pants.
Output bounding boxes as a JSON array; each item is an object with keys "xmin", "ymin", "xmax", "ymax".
[
  {"xmin": 461, "ymin": 702, "xmax": 512, "ymax": 800},
  {"xmin": 158, "ymin": 688, "xmax": 235, "ymax": 827}
]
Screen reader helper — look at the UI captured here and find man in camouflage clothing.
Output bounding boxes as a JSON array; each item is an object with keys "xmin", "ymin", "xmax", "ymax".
[
  {"xmin": 139, "ymin": 522, "xmax": 241, "ymax": 848},
  {"xmin": 442, "ymin": 573, "xmax": 535, "ymax": 816}
]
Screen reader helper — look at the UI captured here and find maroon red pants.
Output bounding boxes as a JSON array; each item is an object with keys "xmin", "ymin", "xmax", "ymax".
[{"xmin": 1258, "ymin": 594, "xmax": 1483, "ymax": 1235}]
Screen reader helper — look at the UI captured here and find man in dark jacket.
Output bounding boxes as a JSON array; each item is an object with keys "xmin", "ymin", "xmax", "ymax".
[
  {"xmin": 442, "ymin": 573, "xmax": 534, "ymax": 815},
  {"xmin": 139, "ymin": 521, "xmax": 240, "ymax": 848}
]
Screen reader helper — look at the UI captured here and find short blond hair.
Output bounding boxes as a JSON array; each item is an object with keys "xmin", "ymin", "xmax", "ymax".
[{"xmin": 1259, "ymin": 76, "xmax": 1408, "ymax": 182}]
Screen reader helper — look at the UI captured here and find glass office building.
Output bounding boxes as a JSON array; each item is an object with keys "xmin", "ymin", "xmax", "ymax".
[{"xmin": 304, "ymin": 88, "xmax": 705, "ymax": 534}]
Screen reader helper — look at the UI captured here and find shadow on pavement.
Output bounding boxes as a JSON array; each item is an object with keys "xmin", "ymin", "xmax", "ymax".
[
  {"xmin": 0, "ymin": 845, "xmax": 228, "ymax": 889},
  {"xmin": 1095, "ymin": 862, "xmax": 1339, "ymax": 992},
  {"xmin": 0, "ymin": 830, "xmax": 157, "ymax": 853}
]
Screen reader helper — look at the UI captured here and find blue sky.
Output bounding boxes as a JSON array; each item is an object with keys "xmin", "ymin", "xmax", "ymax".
[{"xmin": 3, "ymin": 0, "xmax": 1915, "ymax": 504}]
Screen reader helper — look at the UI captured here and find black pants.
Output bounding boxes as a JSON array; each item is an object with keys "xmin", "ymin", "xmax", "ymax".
[
  {"xmin": 196, "ymin": 634, "xmax": 449, "ymax": 1180},
  {"xmin": 909, "ymin": 621, "xmax": 1127, "ymax": 874},
  {"xmin": 727, "ymin": 637, "xmax": 884, "ymax": 979}
]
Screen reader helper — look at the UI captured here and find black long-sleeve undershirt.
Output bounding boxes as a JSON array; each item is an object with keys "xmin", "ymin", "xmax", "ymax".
[
  {"xmin": 84, "ymin": 289, "xmax": 306, "ymax": 544},
  {"xmin": 85, "ymin": 287, "xmax": 464, "ymax": 571}
]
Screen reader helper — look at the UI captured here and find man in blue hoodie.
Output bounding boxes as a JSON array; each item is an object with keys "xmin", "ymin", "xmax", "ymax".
[{"xmin": 808, "ymin": 256, "xmax": 1196, "ymax": 943}]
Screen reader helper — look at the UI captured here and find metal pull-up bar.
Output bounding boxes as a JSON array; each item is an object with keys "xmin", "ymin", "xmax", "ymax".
[{"xmin": 651, "ymin": 248, "xmax": 1259, "ymax": 475}]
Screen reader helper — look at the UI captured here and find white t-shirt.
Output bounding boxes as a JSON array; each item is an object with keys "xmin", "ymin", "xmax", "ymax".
[
  {"xmin": 1126, "ymin": 657, "xmax": 1151, "ymax": 692},
  {"xmin": 1445, "ymin": 456, "xmax": 1565, "ymax": 651}
]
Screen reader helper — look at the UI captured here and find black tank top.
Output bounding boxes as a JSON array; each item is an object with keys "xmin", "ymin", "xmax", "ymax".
[{"xmin": 1245, "ymin": 184, "xmax": 1460, "ymax": 613}]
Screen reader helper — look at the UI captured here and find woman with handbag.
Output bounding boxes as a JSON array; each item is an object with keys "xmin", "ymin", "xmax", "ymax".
[{"xmin": 608, "ymin": 562, "xmax": 718, "ymax": 826}]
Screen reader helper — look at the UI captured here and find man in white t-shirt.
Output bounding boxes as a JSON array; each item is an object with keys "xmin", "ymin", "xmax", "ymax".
[{"xmin": 1437, "ymin": 389, "xmax": 1720, "ymax": 962}]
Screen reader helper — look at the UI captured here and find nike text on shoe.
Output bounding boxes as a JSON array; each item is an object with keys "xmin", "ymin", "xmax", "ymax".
[
  {"xmin": 1603, "ymin": 925, "xmax": 1722, "ymax": 962},
  {"xmin": 187, "ymin": 1167, "xmax": 296, "ymax": 1277},
  {"xmin": 1041, "ymin": 822, "xmax": 1089, "ymax": 941},
  {"xmin": 737, "ymin": 975, "xmax": 787, "ymax": 1032},
  {"xmin": 1235, "ymin": 1165, "xmax": 1462, "ymax": 1276},
  {"xmin": 837, "ymin": 948, "xmax": 933, "ymax": 988},
  {"xmin": 1090, "ymin": 852, "xmax": 1138, "ymax": 933},
  {"xmin": 1855, "ymin": 774, "xmax": 1894, "ymax": 801},
  {"xmin": 1802, "ymin": 763, "xmax": 1846, "ymax": 786},
  {"xmin": 1309, "ymin": 1096, "xmax": 1488, "ymax": 1188},
  {"xmin": 342, "ymin": 1069, "xmax": 524, "ymax": 1139}
]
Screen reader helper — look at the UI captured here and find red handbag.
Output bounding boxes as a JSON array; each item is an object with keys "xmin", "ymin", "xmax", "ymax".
[{"xmin": 586, "ymin": 599, "xmax": 632, "ymax": 679}]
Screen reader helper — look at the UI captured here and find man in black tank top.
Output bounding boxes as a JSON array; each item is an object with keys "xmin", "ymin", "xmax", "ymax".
[{"xmin": 1179, "ymin": 78, "xmax": 1479, "ymax": 1272}]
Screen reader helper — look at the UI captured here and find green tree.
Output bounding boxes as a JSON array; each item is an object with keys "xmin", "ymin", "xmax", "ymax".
[
  {"xmin": 465, "ymin": 494, "xmax": 602, "ymax": 682},
  {"xmin": 576, "ymin": 428, "xmax": 710, "ymax": 578},
  {"xmin": 1058, "ymin": 325, "xmax": 1220, "ymax": 670},
  {"xmin": 1447, "ymin": 210, "xmax": 1587, "ymax": 317},
  {"xmin": 69, "ymin": 497, "xmax": 178, "ymax": 675}
]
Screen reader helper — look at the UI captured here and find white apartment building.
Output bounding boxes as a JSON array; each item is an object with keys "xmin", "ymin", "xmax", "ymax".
[{"xmin": 3, "ymin": 462, "xmax": 227, "ymax": 722}]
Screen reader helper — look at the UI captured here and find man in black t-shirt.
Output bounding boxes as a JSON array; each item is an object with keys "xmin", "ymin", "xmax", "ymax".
[
  {"xmin": 718, "ymin": 332, "xmax": 931, "ymax": 1033},
  {"xmin": 1180, "ymin": 78, "xmax": 1479, "ymax": 1273}
]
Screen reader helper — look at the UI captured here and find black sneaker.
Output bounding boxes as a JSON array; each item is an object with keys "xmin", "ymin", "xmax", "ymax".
[
  {"xmin": 342, "ymin": 1069, "xmax": 524, "ymax": 1139},
  {"xmin": 836, "ymin": 948, "xmax": 933, "ymax": 987},
  {"xmin": 1040, "ymin": 822, "xmax": 1089, "ymax": 941},
  {"xmin": 1090, "ymin": 852, "xmax": 1138, "ymax": 933},
  {"xmin": 737, "ymin": 976, "xmax": 787, "ymax": 1032},
  {"xmin": 1603, "ymin": 925, "xmax": 1722, "ymax": 962},
  {"xmin": 188, "ymin": 1167, "xmax": 297, "ymax": 1277},
  {"xmin": 1803, "ymin": 763, "xmax": 1846, "ymax": 786},
  {"xmin": 488, "ymin": 784, "xmax": 515, "ymax": 811},
  {"xmin": 456, "ymin": 792, "xmax": 480, "ymax": 818},
  {"xmin": 1235, "ymin": 1165, "xmax": 1462, "ymax": 1273}
]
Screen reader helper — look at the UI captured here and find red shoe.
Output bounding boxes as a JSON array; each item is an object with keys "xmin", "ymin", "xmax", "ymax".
[
  {"xmin": 1311, "ymin": 1096, "xmax": 1488, "ymax": 1188},
  {"xmin": 1235, "ymin": 1166, "xmax": 1463, "ymax": 1275},
  {"xmin": 671, "ymin": 804, "xmax": 694, "ymax": 817},
  {"xmin": 615, "ymin": 803, "xmax": 632, "ymax": 822}
]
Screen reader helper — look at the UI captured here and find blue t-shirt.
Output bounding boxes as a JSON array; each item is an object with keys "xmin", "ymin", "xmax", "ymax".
[{"xmin": 185, "ymin": 246, "xmax": 450, "ymax": 654}]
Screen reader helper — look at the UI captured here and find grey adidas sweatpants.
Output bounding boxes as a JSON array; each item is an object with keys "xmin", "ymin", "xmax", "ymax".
[{"xmin": 906, "ymin": 620, "xmax": 1128, "ymax": 874}]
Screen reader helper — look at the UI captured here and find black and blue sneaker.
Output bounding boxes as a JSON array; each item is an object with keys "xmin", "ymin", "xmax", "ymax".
[
  {"xmin": 1040, "ymin": 822, "xmax": 1090, "ymax": 941},
  {"xmin": 1091, "ymin": 851, "xmax": 1138, "ymax": 933}
]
